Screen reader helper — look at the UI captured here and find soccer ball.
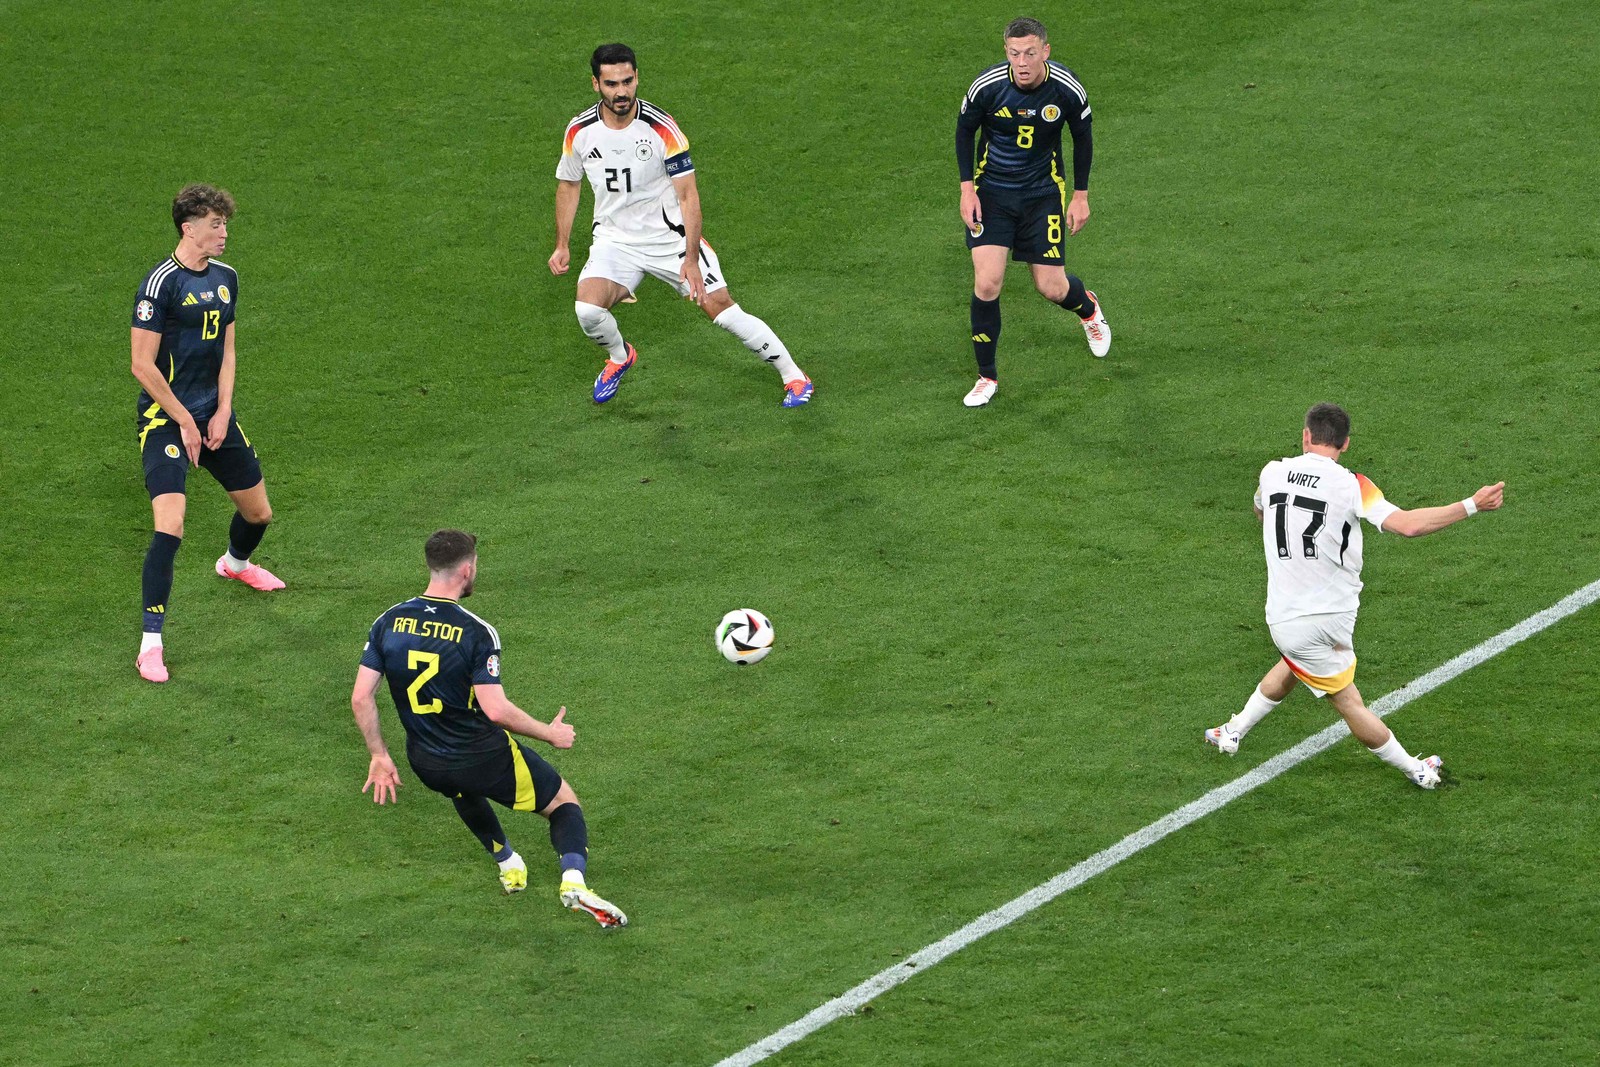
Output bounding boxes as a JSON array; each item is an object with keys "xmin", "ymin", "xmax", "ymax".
[{"xmin": 715, "ymin": 608, "xmax": 774, "ymax": 665}]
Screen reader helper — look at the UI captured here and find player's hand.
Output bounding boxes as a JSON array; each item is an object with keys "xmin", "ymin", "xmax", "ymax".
[
  {"xmin": 548, "ymin": 247, "xmax": 570, "ymax": 275},
  {"xmin": 1066, "ymin": 191, "xmax": 1090, "ymax": 236},
  {"xmin": 179, "ymin": 419, "xmax": 202, "ymax": 467},
  {"xmin": 680, "ymin": 254, "xmax": 705, "ymax": 305},
  {"xmin": 960, "ymin": 186, "xmax": 982, "ymax": 230},
  {"xmin": 204, "ymin": 409, "xmax": 230, "ymax": 451},
  {"xmin": 363, "ymin": 754, "xmax": 401, "ymax": 804},
  {"xmin": 1473, "ymin": 481, "xmax": 1506, "ymax": 512},
  {"xmin": 546, "ymin": 706, "xmax": 575, "ymax": 749}
]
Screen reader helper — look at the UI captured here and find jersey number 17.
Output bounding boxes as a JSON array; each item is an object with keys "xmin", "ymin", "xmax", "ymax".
[{"xmin": 1267, "ymin": 493, "xmax": 1326, "ymax": 559}]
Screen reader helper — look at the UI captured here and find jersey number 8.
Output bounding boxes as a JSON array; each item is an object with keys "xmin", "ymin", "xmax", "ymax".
[{"xmin": 1017, "ymin": 125, "xmax": 1034, "ymax": 149}]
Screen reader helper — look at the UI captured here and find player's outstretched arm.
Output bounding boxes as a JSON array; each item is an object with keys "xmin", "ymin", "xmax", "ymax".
[
  {"xmin": 549, "ymin": 180, "xmax": 582, "ymax": 275},
  {"xmin": 1382, "ymin": 481, "xmax": 1505, "ymax": 538},
  {"xmin": 351, "ymin": 665, "xmax": 401, "ymax": 803},
  {"xmin": 475, "ymin": 685, "xmax": 576, "ymax": 749}
]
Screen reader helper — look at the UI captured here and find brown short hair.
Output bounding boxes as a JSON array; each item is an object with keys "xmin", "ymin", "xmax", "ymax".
[
  {"xmin": 1005, "ymin": 17, "xmax": 1049, "ymax": 43},
  {"xmin": 1304, "ymin": 403, "xmax": 1352, "ymax": 448},
  {"xmin": 172, "ymin": 183, "xmax": 236, "ymax": 234},
  {"xmin": 425, "ymin": 529, "xmax": 478, "ymax": 572}
]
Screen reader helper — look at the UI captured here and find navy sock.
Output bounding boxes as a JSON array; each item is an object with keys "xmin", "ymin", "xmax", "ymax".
[
  {"xmin": 451, "ymin": 795, "xmax": 511, "ymax": 860},
  {"xmin": 1058, "ymin": 275, "xmax": 1096, "ymax": 319},
  {"xmin": 228, "ymin": 511, "xmax": 268, "ymax": 562},
  {"xmin": 970, "ymin": 295, "xmax": 1001, "ymax": 379},
  {"xmin": 142, "ymin": 532, "xmax": 182, "ymax": 633},
  {"xmin": 548, "ymin": 802, "xmax": 588, "ymax": 877}
]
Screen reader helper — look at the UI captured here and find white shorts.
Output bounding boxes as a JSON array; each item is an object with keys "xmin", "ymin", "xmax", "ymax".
[
  {"xmin": 579, "ymin": 235, "xmax": 728, "ymax": 299},
  {"xmin": 1269, "ymin": 611, "xmax": 1358, "ymax": 697}
]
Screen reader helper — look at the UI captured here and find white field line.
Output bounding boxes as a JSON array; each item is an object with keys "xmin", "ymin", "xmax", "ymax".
[{"xmin": 715, "ymin": 578, "xmax": 1600, "ymax": 1067}]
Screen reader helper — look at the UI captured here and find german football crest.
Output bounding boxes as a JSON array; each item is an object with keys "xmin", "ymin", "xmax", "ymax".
[
  {"xmin": 218, "ymin": 284, "xmax": 231, "ymax": 304},
  {"xmin": 136, "ymin": 299, "xmax": 154, "ymax": 322},
  {"xmin": 634, "ymin": 139, "xmax": 653, "ymax": 161},
  {"xmin": 1042, "ymin": 104, "xmax": 1062, "ymax": 122}
]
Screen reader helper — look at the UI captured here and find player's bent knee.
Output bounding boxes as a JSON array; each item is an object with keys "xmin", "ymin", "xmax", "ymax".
[
  {"xmin": 542, "ymin": 779, "xmax": 580, "ymax": 815},
  {"xmin": 574, "ymin": 301, "xmax": 609, "ymax": 330}
]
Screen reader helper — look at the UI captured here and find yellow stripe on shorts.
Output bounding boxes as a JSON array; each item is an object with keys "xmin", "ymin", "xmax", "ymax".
[
  {"xmin": 507, "ymin": 733, "xmax": 538, "ymax": 811},
  {"xmin": 1283, "ymin": 656, "xmax": 1356, "ymax": 694}
]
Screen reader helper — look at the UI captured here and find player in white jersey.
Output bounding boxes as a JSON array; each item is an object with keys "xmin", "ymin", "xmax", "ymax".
[
  {"xmin": 549, "ymin": 43, "xmax": 813, "ymax": 409},
  {"xmin": 1205, "ymin": 403, "xmax": 1505, "ymax": 788}
]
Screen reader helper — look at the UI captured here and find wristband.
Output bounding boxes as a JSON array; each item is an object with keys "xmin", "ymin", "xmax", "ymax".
[{"xmin": 1461, "ymin": 497, "xmax": 1478, "ymax": 517}]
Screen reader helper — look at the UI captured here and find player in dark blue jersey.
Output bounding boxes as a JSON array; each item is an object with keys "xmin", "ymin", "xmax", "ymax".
[
  {"xmin": 351, "ymin": 530, "xmax": 627, "ymax": 928},
  {"xmin": 131, "ymin": 184, "xmax": 284, "ymax": 683},
  {"xmin": 956, "ymin": 18, "xmax": 1112, "ymax": 407}
]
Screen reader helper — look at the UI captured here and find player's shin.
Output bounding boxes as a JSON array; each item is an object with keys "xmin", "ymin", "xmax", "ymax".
[
  {"xmin": 547, "ymin": 802, "xmax": 589, "ymax": 883},
  {"xmin": 575, "ymin": 301, "xmax": 628, "ymax": 362},
  {"xmin": 971, "ymin": 295, "xmax": 1001, "ymax": 379},
  {"xmin": 142, "ymin": 531, "xmax": 181, "ymax": 647},
  {"xmin": 712, "ymin": 304, "xmax": 804, "ymax": 383},
  {"xmin": 1058, "ymin": 275, "xmax": 1096, "ymax": 318},
  {"xmin": 452, "ymin": 795, "xmax": 512, "ymax": 858},
  {"xmin": 1230, "ymin": 686, "xmax": 1282, "ymax": 738},
  {"xmin": 223, "ymin": 512, "xmax": 268, "ymax": 572}
]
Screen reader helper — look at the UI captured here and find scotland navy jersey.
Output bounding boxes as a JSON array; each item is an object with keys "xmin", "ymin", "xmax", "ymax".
[
  {"xmin": 132, "ymin": 256, "xmax": 239, "ymax": 423},
  {"xmin": 360, "ymin": 596, "xmax": 509, "ymax": 770},
  {"xmin": 956, "ymin": 62, "xmax": 1092, "ymax": 195}
]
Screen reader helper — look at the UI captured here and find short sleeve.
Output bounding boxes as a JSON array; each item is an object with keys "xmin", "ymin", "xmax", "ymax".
[
  {"xmin": 359, "ymin": 616, "xmax": 385, "ymax": 671},
  {"xmin": 557, "ymin": 123, "xmax": 586, "ymax": 181},
  {"xmin": 132, "ymin": 274, "xmax": 170, "ymax": 333},
  {"xmin": 470, "ymin": 630, "xmax": 503, "ymax": 687},
  {"xmin": 1355, "ymin": 473, "xmax": 1400, "ymax": 531},
  {"xmin": 221, "ymin": 269, "xmax": 238, "ymax": 326}
]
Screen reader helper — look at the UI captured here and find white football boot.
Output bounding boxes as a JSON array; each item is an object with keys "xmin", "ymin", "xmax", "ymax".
[
  {"xmin": 1081, "ymin": 291, "xmax": 1111, "ymax": 358},
  {"xmin": 963, "ymin": 377, "xmax": 998, "ymax": 407},
  {"xmin": 1409, "ymin": 755, "xmax": 1443, "ymax": 790},
  {"xmin": 1204, "ymin": 723, "xmax": 1242, "ymax": 755}
]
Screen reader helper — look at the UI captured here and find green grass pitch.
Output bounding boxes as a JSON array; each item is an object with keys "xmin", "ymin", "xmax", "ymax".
[{"xmin": 2, "ymin": 1, "xmax": 1598, "ymax": 1064}]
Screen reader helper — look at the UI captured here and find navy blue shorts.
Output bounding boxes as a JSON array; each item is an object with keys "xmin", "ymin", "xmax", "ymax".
[
  {"xmin": 964, "ymin": 186, "xmax": 1066, "ymax": 265},
  {"xmin": 139, "ymin": 411, "xmax": 263, "ymax": 498}
]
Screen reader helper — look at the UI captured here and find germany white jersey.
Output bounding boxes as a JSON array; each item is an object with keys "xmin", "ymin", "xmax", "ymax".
[
  {"xmin": 1254, "ymin": 452, "xmax": 1400, "ymax": 624},
  {"xmin": 556, "ymin": 100, "xmax": 693, "ymax": 250}
]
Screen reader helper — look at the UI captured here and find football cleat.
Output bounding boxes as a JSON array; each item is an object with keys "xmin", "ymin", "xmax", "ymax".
[
  {"xmin": 215, "ymin": 556, "xmax": 286, "ymax": 591},
  {"xmin": 1410, "ymin": 754, "xmax": 1443, "ymax": 790},
  {"xmin": 560, "ymin": 881, "xmax": 628, "ymax": 928},
  {"xmin": 592, "ymin": 343, "xmax": 637, "ymax": 403},
  {"xmin": 1081, "ymin": 291, "xmax": 1111, "ymax": 358},
  {"xmin": 136, "ymin": 647, "xmax": 169, "ymax": 684},
  {"xmin": 963, "ymin": 376, "xmax": 998, "ymax": 407},
  {"xmin": 1204, "ymin": 723, "xmax": 1241, "ymax": 755},
  {"xmin": 781, "ymin": 377, "xmax": 814, "ymax": 408},
  {"xmin": 498, "ymin": 855, "xmax": 528, "ymax": 895}
]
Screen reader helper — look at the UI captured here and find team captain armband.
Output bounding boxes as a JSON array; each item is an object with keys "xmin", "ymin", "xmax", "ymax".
[{"xmin": 665, "ymin": 151, "xmax": 693, "ymax": 177}]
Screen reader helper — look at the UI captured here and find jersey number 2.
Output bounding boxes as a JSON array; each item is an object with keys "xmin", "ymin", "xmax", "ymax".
[
  {"xmin": 406, "ymin": 650, "xmax": 443, "ymax": 714},
  {"xmin": 605, "ymin": 167, "xmax": 633, "ymax": 192},
  {"xmin": 1268, "ymin": 493, "xmax": 1327, "ymax": 559}
]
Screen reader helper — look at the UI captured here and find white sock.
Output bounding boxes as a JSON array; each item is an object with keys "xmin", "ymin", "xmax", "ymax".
[
  {"xmin": 1368, "ymin": 731, "xmax": 1422, "ymax": 774},
  {"xmin": 222, "ymin": 550, "xmax": 249, "ymax": 574},
  {"xmin": 560, "ymin": 868, "xmax": 586, "ymax": 887},
  {"xmin": 140, "ymin": 632, "xmax": 163, "ymax": 654},
  {"xmin": 713, "ymin": 303, "xmax": 804, "ymax": 383},
  {"xmin": 1229, "ymin": 686, "xmax": 1281, "ymax": 738},
  {"xmin": 497, "ymin": 851, "xmax": 524, "ymax": 872},
  {"xmin": 575, "ymin": 301, "xmax": 628, "ymax": 362}
]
